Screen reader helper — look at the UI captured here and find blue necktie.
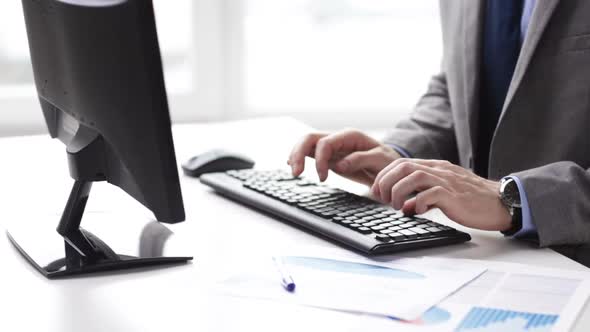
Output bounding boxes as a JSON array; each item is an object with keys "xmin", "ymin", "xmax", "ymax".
[{"xmin": 475, "ymin": 0, "xmax": 524, "ymax": 177}]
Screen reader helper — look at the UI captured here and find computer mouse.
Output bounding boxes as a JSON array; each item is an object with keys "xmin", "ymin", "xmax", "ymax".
[{"xmin": 182, "ymin": 149, "xmax": 255, "ymax": 178}]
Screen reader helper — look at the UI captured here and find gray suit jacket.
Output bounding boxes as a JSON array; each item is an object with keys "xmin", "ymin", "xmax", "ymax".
[{"xmin": 383, "ymin": 0, "xmax": 590, "ymax": 247}]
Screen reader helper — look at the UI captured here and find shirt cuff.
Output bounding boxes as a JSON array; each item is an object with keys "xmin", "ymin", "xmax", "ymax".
[
  {"xmin": 387, "ymin": 144, "xmax": 412, "ymax": 158},
  {"xmin": 504, "ymin": 175, "xmax": 538, "ymax": 239}
]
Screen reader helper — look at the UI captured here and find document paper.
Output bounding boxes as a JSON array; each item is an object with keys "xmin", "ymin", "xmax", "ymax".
[
  {"xmin": 351, "ymin": 258, "xmax": 590, "ymax": 332},
  {"xmin": 218, "ymin": 253, "xmax": 485, "ymax": 321}
]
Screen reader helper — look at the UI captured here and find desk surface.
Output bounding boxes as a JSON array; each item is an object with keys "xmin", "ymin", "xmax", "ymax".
[{"xmin": 0, "ymin": 117, "xmax": 588, "ymax": 331}]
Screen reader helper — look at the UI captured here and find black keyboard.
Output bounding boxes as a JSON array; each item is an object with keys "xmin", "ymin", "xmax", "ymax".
[{"xmin": 200, "ymin": 169, "xmax": 470, "ymax": 255}]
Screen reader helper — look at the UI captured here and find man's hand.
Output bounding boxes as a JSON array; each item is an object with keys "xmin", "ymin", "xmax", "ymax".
[
  {"xmin": 288, "ymin": 129, "xmax": 401, "ymax": 186},
  {"xmin": 371, "ymin": 158, "xmax": 512, "ymax": 231}
]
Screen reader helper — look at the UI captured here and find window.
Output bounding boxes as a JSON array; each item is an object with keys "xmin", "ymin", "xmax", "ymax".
[
  {"xmin": 243, "ymin": 0, "xmax": 442, "ymax": 128},
  {"xmin": 0, "ymin": 1, "xmax": 194, "ymax": 136},
  {"xmin": 153, "ymin": 0, "xmax": 193, "ymax": 94},
  {"xmin": 0, "ymin": 4, "xmax": 32, "ymax": 87},
  {"xmin": 0, "ymin": 0, "xmax": 442, "ymax": 136}
]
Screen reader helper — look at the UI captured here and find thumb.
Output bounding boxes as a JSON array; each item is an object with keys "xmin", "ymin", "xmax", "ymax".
[{"xmin": 334, "ymin": 150, "xmax": 383, "ymax": 174}]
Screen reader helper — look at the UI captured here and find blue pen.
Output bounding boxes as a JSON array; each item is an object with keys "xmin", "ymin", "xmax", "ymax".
[{"xmin": 272, "ymin": 257, "xmax": 296, "ymax": 292}]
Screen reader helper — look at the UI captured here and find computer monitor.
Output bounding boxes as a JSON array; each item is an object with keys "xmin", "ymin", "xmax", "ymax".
[{"xmin": 7, "ymin": 0, "xmax": 192, "ymax": 278}]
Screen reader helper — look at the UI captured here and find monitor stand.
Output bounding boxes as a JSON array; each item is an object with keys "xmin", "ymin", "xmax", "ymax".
[{"xmin": 6, "ymin": 180, "xmax": 193, "ymax": 279}]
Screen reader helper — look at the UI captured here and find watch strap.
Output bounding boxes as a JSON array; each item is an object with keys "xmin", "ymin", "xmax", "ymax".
[{"xmin": 501, "ymin": 207, "xmax": 523, "ymax": 236}]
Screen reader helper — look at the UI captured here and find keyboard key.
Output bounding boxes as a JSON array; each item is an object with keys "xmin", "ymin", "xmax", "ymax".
[
  {"xmin": 320, "ymin": 211, "xmax": 339, "ymax": 217},
  {"xmin": 357, "ymin": 227, "xmax": 373, "ymax": 234},
  {"xmin": 379, "ymin": 229, "xmax": 393, "ymax": 234},
  {"xmin": 389, "ymin": 232, "xmax": 406, "ymax": 241},
  {"xmin": 398, "ymin": 217, "xmax": 412, "ymax": 222},
  {"xmin": 375, "ymin": 234, "xmax": 391, "ymax": 242},
  {"xmin": 399, "ymin": 230, "xmax": 418, "ymax": 238},
  {"xmin": 410, "ymin": 227, "xmax": 429, "ymax": 235},
  {"xmin": 384, "ymin": 211, "xmax": 404, "ymax": 218},
  {"xmin": 316, "ymin": 207, "xmax": 333, "ymax": 213}
]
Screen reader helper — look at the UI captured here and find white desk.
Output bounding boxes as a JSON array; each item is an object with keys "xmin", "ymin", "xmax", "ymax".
[{"xmin": 0, "ymin": 117, "xmax": 588, "ymax": 331}]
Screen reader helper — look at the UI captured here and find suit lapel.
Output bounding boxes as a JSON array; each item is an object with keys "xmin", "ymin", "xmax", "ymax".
[
  {"xmin": 498, "ymin": 0, "xmax": 561, "ymax": 122},
  {"xmin": 462, "ymin": 0, "xmax": 485, "ymax": 158}
]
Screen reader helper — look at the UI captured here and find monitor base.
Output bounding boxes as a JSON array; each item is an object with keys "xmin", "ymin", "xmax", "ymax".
[
  {"xmin": 5, "ymin": 179, "xmax": 192, "ymax": 279},
  {"xmin": 6, "ymin": 211, "xmax": 193, "ymax": 279},
  {"xmin": 7, "ymin": 227, "xmax": 192, "ymax": 279}
]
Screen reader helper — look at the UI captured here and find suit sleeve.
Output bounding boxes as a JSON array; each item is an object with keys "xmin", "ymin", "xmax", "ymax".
[
  {"xmin": 382, "ymin": 72, "xmax": 460, "ymax": 164},
  {"xmin": 512, "ymin": 161, "xmax": 590, "ymax": 247}
]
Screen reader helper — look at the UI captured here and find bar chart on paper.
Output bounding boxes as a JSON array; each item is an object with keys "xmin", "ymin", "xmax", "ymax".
[
  {"xmin": 455, "ymin": 307, "xmax": 558, "ymax": 332},
  {"xmin": 417, "ymin": 257, "xmax": 590, "ymax": 332},
  {"xmin": 352, "ymin": 258, "xmax": 590, "ymax": 332}
]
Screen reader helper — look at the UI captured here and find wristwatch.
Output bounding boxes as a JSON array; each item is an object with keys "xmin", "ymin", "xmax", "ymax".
[{"xmin": 499, "ymin": 177, "xmax": 523, "ymax": 236}]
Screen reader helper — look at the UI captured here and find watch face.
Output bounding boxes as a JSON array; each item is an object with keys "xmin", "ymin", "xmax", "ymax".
[{"xmin": 501, "ymin": 179, "xmax": 521, "ymax": 208}]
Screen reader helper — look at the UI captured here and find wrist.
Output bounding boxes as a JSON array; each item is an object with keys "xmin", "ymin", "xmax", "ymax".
[
  {"xmin": 388, "ymin": 148, "xmax": 402, "ymax": 161},
  {"xmin": 380, "ymin": 144, "xmax": 401, "ymax": 159},
  {"xmin": 374, "ymin": 145, "xmax": 402, "ymax": 172}
]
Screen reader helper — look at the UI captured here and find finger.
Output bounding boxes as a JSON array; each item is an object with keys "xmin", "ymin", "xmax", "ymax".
[
  {"xmin": 372, "ymin": 159, "xmax": 458, "ymax": 192},
  {"xmin": 372, "ymin": 158, "xmax": 410, "ymax": 195},
  {"xmin": 373, "ymin": 162, "xmax": 448, "ymax": 202},
  {"xmin": 390, "ymin": 171, "xmax": 447, "ymax": 210},
  {"xmin": 334, "ymin": 150, "xmax": 382, "ymax": 174},
  {"xmin": 314, "ymin": 130, "xmax": 365, "ymax": 181},
  {"xmin": 401, "ymin": 197, "xmax": 417, "ymax": 215},
  {"xmin": 289, "ymin": 133, "xmax": 325, "ymax": 176},
  {"xmin": 314, "ymin": 137, "xmax": 337, "ymax": 181},
  {"xmin": 413, "ymin": 186, "xmax": 453, "ymax": 215}
]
